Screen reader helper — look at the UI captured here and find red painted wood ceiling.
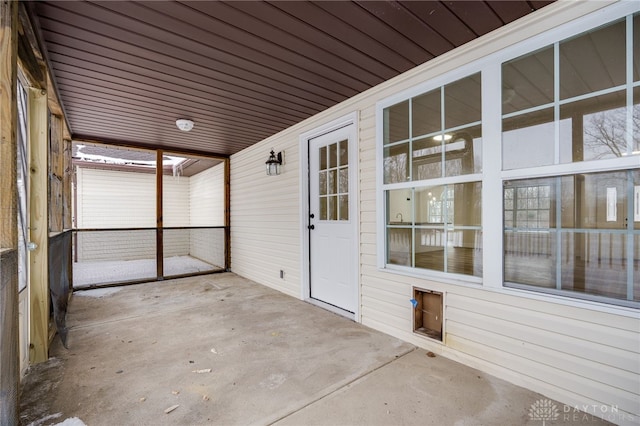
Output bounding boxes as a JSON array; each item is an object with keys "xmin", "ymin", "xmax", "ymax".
[{"xmin": 33, "ymin": 1, "xmax": 553, "ymax": 156}]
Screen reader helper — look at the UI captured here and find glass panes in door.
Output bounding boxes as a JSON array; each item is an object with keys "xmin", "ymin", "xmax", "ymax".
[{"xmin": 318, "ymin": 140, "xmax": 349, "ymax": 221}]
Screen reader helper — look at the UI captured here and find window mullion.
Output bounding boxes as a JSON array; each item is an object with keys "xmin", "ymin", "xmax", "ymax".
[
  {"xmin": 411, "ymin": 187, "xmax": 416, "ymax": 268},
  {"xmin": 553, "ymin": 41, "xmax": 561, "ymax": 165},
  {"xmin": 625, "ymin": 16, "xmax": 634, "ymax": 300},
  {"xmin": 626, "ymin": 15, "xmax": 633, "ymax": 156},
  {"xmin": 483, "ymin": 63, "xmax": 503, "ymax": 288},
  {"xmin": 626, "ymin": 171, "xmax": 634, "ymax": 300},
  {"xmin": 554, "ymin": 177, "xmax": 562, "ymax": 291},
  {"xmin": 440, "ymin": 88, "xmax": 446, "ymax": 178}
]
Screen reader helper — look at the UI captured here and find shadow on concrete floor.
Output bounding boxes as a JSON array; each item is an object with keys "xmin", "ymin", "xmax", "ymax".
[{"xmin": 19, "ymin": 273, "xmax": 611, "ymax": 426}]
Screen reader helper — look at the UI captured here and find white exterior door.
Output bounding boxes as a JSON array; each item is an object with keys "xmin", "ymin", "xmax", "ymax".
[{"xmin": 308, "ymin": 124, "xmax": 357, "ymax": 313}]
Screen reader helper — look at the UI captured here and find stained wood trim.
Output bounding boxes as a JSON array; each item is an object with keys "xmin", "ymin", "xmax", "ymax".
[
  {"xmin": 74, "ymin": 226, "xmax": 226, "ymax": 232},
  {"xmin": 28, "ymin": 86, "xmax": 49, "ymax": 364},
  {"xmin": 63, "ymin": 138, "xmax": 72, "ymax": 229},
  {"xmin": 224, "ymin": 157, "xmax": 231, "ymax": 271},
  {"xmin": 72, "ymin": 136, "xmax": 229, "ymax": 162},
  {"xmin": 49, "ymin": 114, "xmax": 63, "ymax": 233},
  {"xmin": 156, "ymin": 149, "xmax": 163, "ymax": 279}
]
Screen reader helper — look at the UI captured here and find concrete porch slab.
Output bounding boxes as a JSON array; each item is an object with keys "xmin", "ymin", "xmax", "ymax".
[{"xmin": 19, "ymin": 273, "xmax": 611, "ymax": 425}]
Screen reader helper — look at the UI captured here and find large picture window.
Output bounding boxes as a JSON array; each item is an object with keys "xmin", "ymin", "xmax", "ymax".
[
  {"xmin": 382, "ymin": 74, "xmax": 483, "ymax": 278},
  {"xmin": 502, "ymin": 13, "xmax": 639, "ymax": 304},
  {"xmin": 502, "ymin": 17, "xmax": 638, "ymax": 168},
  {"xmin": 379, "ymin": 7, "xmax": 639, "ymax": 307},
  {"xmin": 504, "ymin": 171, "xmax": 639, "ymax": 302}
]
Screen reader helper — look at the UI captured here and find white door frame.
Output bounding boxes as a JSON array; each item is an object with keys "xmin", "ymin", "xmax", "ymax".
[{"xmin": 299, "ymin": 112, "xmax": 360, "ymax": 321}]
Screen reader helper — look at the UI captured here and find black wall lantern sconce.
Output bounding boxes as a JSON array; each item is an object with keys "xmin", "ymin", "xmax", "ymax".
[{"xmin": 266, "ymin": 149, "xmax": 283, "ymax": 176}]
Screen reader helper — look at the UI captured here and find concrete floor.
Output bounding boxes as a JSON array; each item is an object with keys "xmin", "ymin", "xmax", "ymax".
[
  {"xmin": 19, "ymin": 273, "xmax": 610, "ymax": 426},
  {"xmin": 73, "ymin": 255, "xmax": 219, "ymax": 287}
]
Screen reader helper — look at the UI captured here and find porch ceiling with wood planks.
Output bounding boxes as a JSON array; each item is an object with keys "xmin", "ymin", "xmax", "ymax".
[{"xmin": 32, "ymin": 1, "xmax": 553, "ymax": 156}]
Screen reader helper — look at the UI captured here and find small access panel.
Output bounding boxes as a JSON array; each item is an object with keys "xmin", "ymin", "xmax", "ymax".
[{"xmin": 413, "ymin": 288, "xmax": 443, "ymax": 341}]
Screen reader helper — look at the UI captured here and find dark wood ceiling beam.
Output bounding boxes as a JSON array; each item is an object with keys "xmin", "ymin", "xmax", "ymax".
[
  {"xmin": 486, "ymin": 1, "xmax": 537, "ymax": 23},
  {"xmin": 72, "ymin": 125, "xmax": 253, "ymax": 155},
  {"xmin": 528, "ymin": 1, "xmax": 555, "ymax": 10},
  {"xmin": 401, "ymin": 2, "xmax": 475, "ymax": 48},
  {"xmin": 48, "ymin": 56, "xmax": 311, "ymax": 121},
  {"xmin": 32, "ymin": 0, "xmax": 553, "ymax": 156},
  {"xmin": 52, "ymin": 70, "xmax": 298, "ymax": 127},
  {"xmin": 68, "ymin": 113, "xmax": 262, "ymax": 150},
  {"xmin": 38, "ymin": 16, "xmax": 344, "ymax": 108},
  {"xmin": 44, "ymin": 41, "xmax": 326, "ymax": 116},
  {"xmin": 318, "ymin": 1, "xmax": 432, "ymax": 66},
  {"xmin": 73, "ymin": 135, "xmax": 231, "ymax": 160},
  {"xmin": 72, "ymin": 160, "xmax": 221, "ymax": 178},
  {"xmin": 220, "ymin": 0, "xmax": 396, "ymax": 81},
  {"xmin": 63, "ymin": 106, "xmax": 274, "ymax": 142},
  {"xmin": 148, "ymin": 0, "xmax": 378, "ymax": 90},
  {"xmin": 64, "ymin": 111, "xmax": 271, "ymax": 146},
  {"xmin": 57, "ymin": 1, "xmax": 363, "ymax": 97},
  {"xmin": 443, "ymin": 1, "xmax": 504, "ymax": 37},
  {"xmin": 270, "ymin": 1, "xmax": 414, "ymax": 75},
  {"xmin": 356, "ymin": 1, "xmax": 455, "ymax": 58},
  {"xmin": 58, "ymin": 91, "xmax": 285, "ymax": 136}
]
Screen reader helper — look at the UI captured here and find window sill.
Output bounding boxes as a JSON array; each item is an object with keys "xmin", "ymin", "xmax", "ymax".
[
  {"xmin": 377, "ymin": 264, "xmax": 638, "ymax": 317},
  {"xmin": 378, "ymin": 264, "xmax": 483, "ymax": 288}
]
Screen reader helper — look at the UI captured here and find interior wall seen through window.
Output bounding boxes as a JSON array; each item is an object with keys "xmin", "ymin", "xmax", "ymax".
[
  {"xmin": 501, "ymin": 12, "xmax": 639, "ymax": 304},
  {"xmin": 383, "ymin": 73, "xmax": 483, "ymax": 278},
  {"xmin": 380, "ymin": 9, "xmax": 639, "ymax": 307}
]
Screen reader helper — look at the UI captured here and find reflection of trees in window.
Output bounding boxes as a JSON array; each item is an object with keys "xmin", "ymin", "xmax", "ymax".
[
  {"xmin": 583, "ymin": 106, "xmax": 627, "ymax": 159},
  {"xmin": 384, "ymin": 151, "xmax": 407, "ymax": 184},
  {"xmin": 636, "ymin": 103, "xmax": 640, "ymax": 151}
]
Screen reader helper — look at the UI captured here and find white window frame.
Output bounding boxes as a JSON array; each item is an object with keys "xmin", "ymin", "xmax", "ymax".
[
  {"xmin": 377, "ymin": 68, "xmax": 484, "ymax": 284},
  {"xmin": 376, "ymin": 1, "xmax": 640, "ymax": 308}
]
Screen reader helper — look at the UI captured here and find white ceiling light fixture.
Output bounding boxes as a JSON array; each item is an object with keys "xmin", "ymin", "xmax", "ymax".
[
  {"xmin": 175, "ymin": 119, "xmax": 194, "ymax": 132},
  {"xmin": 433, "ymin": 134, "xmax": 453, "ymax": 142}
]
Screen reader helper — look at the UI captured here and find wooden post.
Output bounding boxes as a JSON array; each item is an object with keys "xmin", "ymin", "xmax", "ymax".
[
  {"xmin": 28, "ymin": 87, "xmax": 49, "ymax": 363},
  {"xmin": 49, "ymin": 114, "xmax": 63, "ymax": 233},
  {"xmin": 0, "ymin": 1, "xmax": 20, "ymax": 424},
  {"xmin": 156, "ymin": 149, "xmax": 164, "ymax": 279},
  {"xmin": 0, "ymin": 0, "xmax": 18, "ymax": 249},
  {"xmin": 63, "ymin": 138, "xmax": 72, "ymax": 230}
]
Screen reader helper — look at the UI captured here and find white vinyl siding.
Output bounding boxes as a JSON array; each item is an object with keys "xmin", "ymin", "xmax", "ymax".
[
  {"xmin": 231, "ymin": 147, "xmax": 301, "ymax": 297},
  {"xmin": 75, "ymin": 230, "xmax": 156, "ymax": 262},
  {"xmin": 78, "ymin": 165, "xmax": 224, "ymax": 228},
  {"xmin": 230, "ymin": 2, "xmax": 640, "ymax": 424},
  {"xmin": 76, "ymin": 166, "xmax": 225, "ymax": 263},
  {"xmin": 163, "ymin": 229, "xmax": 191, "ymax": 257},
  {"xmin": 163, "ymin": 175, "xmax": 190, "ymax": 227},
  {"xmin": 76, "ymin": 168, "xmax": 155, "ymax": 228},
  {"xmin": 189, "ymin": 228, "xmax": 225, "ymax": 268},
  {"xmin": 445, "ymin": 290, "xmax": 639, "ymax": 415},
  {"xmin": 190, "ymin": 164, "xmax": 225, "ymax": 226}
]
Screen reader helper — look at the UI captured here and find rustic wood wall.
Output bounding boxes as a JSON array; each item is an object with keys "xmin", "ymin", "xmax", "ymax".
[
  {"xmin": 0, "ymin": 1, "xmax": 19, "ymax": 424},
  {"xmin": 28, "ymin": 86, "xmax": 49, "ymax": 363},
  {"xmin": 49, "ymin": 114, "xmax": 64, "ymax": 233}
]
